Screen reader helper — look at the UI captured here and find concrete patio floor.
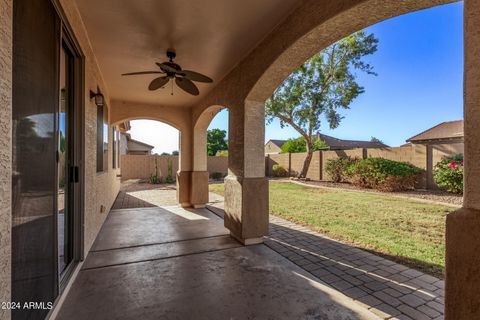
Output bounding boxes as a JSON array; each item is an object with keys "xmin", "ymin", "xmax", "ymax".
[
  {"xmin": 108, "ymin": 181, "xmax": 446, "ymax": 320},
  {"xmin": 55, "ymin": 203, "xmax": 379, "ymax": 319}
]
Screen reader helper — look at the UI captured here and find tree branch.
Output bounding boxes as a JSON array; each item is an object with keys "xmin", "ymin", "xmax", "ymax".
[{"xmin": 276, "ymin": 113, "xmax": 309, "ymax": 140}]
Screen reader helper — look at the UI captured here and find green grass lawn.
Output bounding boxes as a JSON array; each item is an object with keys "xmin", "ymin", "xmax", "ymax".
[{"xmin": 209, "ymin": 181, "xmax": 452, "ymax": 276}]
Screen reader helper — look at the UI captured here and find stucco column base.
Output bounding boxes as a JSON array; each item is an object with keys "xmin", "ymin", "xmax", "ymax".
[
  {"xmin": 176, "ymin": 171, "xmax": 191, "ymax": 207},
  {"xmin": 190, "ymin": 171, "xmax": 209, "ymax": 208},
  {"xmin": 224, "ymin": 175, "xmax": 269, "ymax": 245},
  {"xmin": 446, "ymin": 207, "xmax": 480, "ymax": 320}
]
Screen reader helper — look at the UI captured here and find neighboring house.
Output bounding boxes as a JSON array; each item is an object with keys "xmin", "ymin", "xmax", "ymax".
[
  {"xmin": 118, "ymin": 121, "xmax": 154, "ymax": 155},
  {"xmin": 126, "ymin": 137, "xmax": 154, "ymax": 155},
  {"xmin": 406, "ymin": 120, "xmax": 464, "ymax": 145},
  {"xmin": 265, "ymin": 134, "xmax": 388, "ymax": 154},
  {"xmin": 265, "ymin": 139, "xmax": 287, "ymax": 154},
  {"xmin": 406, "ymin": 120, "xmax": 464, "ymax": 188}
]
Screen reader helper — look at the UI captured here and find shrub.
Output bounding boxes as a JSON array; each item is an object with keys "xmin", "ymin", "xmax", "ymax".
[
  {"xmin": 210, "ymin": 172, "xmax": 225, "ymax": 180},
  {"xmin": 165, "ymin": 159, "xmax": 175, "ymax": 184},
  {"xmin": 150, "ymin": 157, "xmax": 161, "ymax": 184},
  {"xmin": 348, "ymin": 157, "xmax": 423, "ymax": 192},
  {"xmin": 433, "ymin": 154, "xmax": 463, "ymax": 194},
  {"xmin": 149, "ymin": 174, "xmax": 161, "ymax": 184},
  {"xmin": 325, "ymin": 157, "xmax": 359, "ymax": 182},
  {"xmin": 272, "ymin": 164, "xmax": 288, "ymax": 177}
]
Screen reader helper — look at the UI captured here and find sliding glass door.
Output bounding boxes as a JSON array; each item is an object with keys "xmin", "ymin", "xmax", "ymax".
[{"xmin": 12, "ymin": 0, "xmax": 83, "ymax": 319}]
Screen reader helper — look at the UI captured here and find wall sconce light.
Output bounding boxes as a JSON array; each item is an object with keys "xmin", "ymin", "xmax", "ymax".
[{"xmin": 90, "ymin": 87, "xmax": 104, "ymax": 107}]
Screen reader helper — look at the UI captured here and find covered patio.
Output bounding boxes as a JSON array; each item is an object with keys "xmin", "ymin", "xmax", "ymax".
[
  {"xmin": 54, "ymin": 194, "xmax": 378, "ymax": 320},
  {"xmin": 52, "ymin": 181, "xmax": 445, "ymax": 319},
  {"xmin": 1, "ymin": 0, "xmax": 480, "ymax": 319}
]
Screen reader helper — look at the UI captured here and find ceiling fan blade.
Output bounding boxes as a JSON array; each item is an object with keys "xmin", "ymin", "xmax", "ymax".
[
  {"xmin": 148, "ymin": 76, "xmax": 170, "ymax": 91},
  {"xmin": 175, "ymin": 77, "xmax": 199, "ymax": 96},
  {"xmin": 122, "ymin": 71, "xmax": 164, "ymax": 76},
  {"xmin": 180, "ymin": 70, "xmax": 213, "ymax": 83},
  {"xmin": 156, "ymin": 62, "xmax": 178, "ymax": 73}
]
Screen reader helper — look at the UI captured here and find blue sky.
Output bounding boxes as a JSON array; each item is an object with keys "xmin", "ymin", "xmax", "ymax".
[
  {"xmin": 131, "ymin": 2, "xmax": 464, "ymax": 153},
  {"xmin": 209, "ymin": 2, "xmax": 464, "ymax": 147}
]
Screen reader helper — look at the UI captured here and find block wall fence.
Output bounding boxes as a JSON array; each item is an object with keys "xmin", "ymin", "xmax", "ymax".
[
  {"xmin": 120, "ymin": 155, "xmax": 229, "ymax": 181},
  {"xmin": 266, "ymin": 143, "xmax": 463, "ymax": 189},
  {"xmin": 121, "ymin": 143, "xmax": 462, "ymax": 188}
]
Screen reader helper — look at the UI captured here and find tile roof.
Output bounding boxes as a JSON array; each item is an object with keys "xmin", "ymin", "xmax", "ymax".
[
  {"xmin": 317, "ymin": 133, "xmax": 388, "ymax": 149},
  {"xmin": 266, "ymin": 134, "xmax": 388, "ymax": 150},
  {"xmin": 407, "ymin": 120, "xmax": 463, "ymax": 143}
]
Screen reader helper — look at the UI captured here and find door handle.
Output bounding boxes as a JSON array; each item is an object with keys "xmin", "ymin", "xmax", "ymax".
[{"xmin": 70, "ymin": 166, "xmax": 79, "ymax": 183}]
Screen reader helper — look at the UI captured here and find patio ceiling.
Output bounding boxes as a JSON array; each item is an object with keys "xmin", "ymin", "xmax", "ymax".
[{"xmin": 74, "ymin": 0, "xmax": 301, "ymax": 108}]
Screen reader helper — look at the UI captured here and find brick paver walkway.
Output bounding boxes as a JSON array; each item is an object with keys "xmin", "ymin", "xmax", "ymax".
[{"xmin": 266, "ymin": 216, "xmax": 445, "ymax": 320}]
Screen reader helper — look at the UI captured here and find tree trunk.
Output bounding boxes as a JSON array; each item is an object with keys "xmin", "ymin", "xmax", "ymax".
[{"xmin": 299, "ymin": 142, "xmax": 313, "ymax": 178}]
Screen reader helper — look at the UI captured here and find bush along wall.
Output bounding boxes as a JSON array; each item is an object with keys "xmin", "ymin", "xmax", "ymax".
[
  {"xmin": 325, "ymin": 157, "xmax": 360, "ymax": 182},
  {"xmin": 272, "ymin": 164, "xmax": 288, "ymax": 177},
  {"xmin": 433, "ymin": 154, "xmax": 464, "ymax": 194},
  {"xmin": 347, "ymin": 158, "xmax": 424, "ymax": 192}
]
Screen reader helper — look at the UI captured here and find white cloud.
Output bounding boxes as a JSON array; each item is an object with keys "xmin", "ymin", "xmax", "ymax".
[{"xmin": 128, "ymin": 120, "xmax": 179, "ymax": 154}]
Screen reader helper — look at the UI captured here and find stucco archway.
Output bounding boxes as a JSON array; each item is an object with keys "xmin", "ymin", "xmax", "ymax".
[
  {"xmin": 181, "ymin": 105, "xmax": 227, "ymax": 208},
  {"xmin": 221, "ymin": 1, "xmax": 474, "ymax": 319},
  {"xmin": 193, "ymin": 105, "xmax": 226, "ymax": 171}
]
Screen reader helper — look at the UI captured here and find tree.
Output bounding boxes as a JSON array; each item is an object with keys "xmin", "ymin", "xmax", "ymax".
[
  {"xmin": 207, "ymin": 128, "xmax": 228, "ymax": 156},
  {"xmin": 370, "ymin": 137, "xmax": 384, "ymax": 144},
  {"xmin": 266, "ymin": 31, "xmax": 378, "ymax": 178},
  {"xmin": 171, "ymin": 150, "xmax": 179, "ymax": 156},
  {"xmin": 281, "ymin": 137, "xmax": 328, "ymax": 153}
]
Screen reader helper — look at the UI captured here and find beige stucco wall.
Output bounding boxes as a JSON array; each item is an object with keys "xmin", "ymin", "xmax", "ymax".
[
  {"xmin": 0, "ymin": 0, "xmax": 12, "ymax": 318},
  {"xmin": 207, "ymin": 156, "xmax": 229, "ymax": 175},
  {"xmin": 58, "ymin": 0, "xmax": 121, "ymax": 256},
  {"xmin": 463, "ymin": 0, "xmax": 480, "ymax": 210},
  {"xmin": 192, "ymin": 105, "xmax": 225, "ymax": 172},
  {"xmin": 111, "ymin": 100, "xmax": 194, "ymax": 172},
  {"xmin": 121, "ymin": 155, "xmax": 179, "ymax": 181},
  {"xmin": 290, "ymin": 152, "xmax": 321, "ymax": 180},
  {"xmin": 366, "ymin": 145, "xmax": 427, "ymax": 169}
]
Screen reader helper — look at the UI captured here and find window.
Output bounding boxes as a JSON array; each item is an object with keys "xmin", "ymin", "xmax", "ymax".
[
  {"xmin": 96, "ymin": 105, "xmax": 108, "ymax": 172},
  {"xmin": 112, "ymin": 126, "xmax": 120, "ymax": 169}
]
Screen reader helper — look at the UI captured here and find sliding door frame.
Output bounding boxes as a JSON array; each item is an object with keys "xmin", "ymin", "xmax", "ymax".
[{"xmin": 51, "ymin": 0, "xmax": 86, "ymax": 296}]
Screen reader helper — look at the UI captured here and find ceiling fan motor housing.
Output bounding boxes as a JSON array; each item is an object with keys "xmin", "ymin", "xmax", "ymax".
[{"xmin": 166, "ymin": 49, "xmax": 176, "ymax": 61}]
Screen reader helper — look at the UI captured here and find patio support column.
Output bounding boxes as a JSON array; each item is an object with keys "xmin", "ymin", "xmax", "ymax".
[
  {"xmin": 177, "ymin": 129, "xmax": 193, "ymax": 207},
  {"xmin": 445, "ymin": 0, "xmax": 480, "ymax": 319},
  {"xmin": 190, "ymin": 127, "xmax": 209, "ymax": 208},
  {"xmin": 224, "ymin": 100, "xmax": 268, "ymax": 245}
]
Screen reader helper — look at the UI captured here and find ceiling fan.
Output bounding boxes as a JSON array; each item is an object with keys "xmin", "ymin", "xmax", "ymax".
[{"xmin": 121, "ymin": 49, "xmax": 213, "ymax": 96}]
